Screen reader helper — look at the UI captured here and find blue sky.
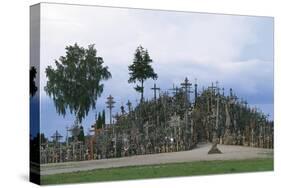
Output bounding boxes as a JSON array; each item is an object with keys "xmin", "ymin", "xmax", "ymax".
[{"xmin": 39, "ymin": 3, "xmax": 274, "ymax": 139}]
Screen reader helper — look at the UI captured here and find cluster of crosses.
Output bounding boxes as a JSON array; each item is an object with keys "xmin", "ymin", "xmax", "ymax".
[{"xmin": 40, "ymin": 77, "xmax": 274, "ymax": 163}]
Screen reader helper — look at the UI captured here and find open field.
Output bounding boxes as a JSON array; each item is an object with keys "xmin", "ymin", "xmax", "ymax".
[
  {"xmin": 41, "ymin": 143, "xmax": 273, "ymax": 175},
  {"xmin": 41, "ymin": 158, "xmax": 273, "ymax": 185}
]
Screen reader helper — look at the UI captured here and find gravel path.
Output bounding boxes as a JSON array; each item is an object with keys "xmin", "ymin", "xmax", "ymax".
[{"xmin": 40, "ymin": 144, "xmax": 273, "ymax": 175}]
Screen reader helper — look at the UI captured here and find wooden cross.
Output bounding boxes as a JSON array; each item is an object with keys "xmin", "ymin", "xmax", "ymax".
[
  {"xmin": 106, "ymin": 94, "xmax": 115, "ymax": 125},
  {"xmin": 151, "ymin": 83, "xmax": 160, "ymax": 101},
  {"xmin": 181, "ymin": 77, "xmax": 193, "ymax": 104},
  {"xmin": 51, "ymin": 130, "xmax": 62, "ymax": 143}
]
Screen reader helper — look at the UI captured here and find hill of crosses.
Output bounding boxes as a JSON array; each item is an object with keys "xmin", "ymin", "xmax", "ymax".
[{"xmin": 40, "ymin": 78, "xmax": 274, "ymax": 164}]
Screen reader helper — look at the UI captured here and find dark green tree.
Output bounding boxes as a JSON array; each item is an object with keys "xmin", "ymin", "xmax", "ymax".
[
  {"xmin": 78, "ymin": 126, "xmax": 85, "ymax": 143},
  {"xmin": 128, "ymin": 45, "xmax": 157, "ymax": 102},
  {"xmin": 96, "ymin": 112, "xmax": 102, "ymax": 129},
  {"xmin": 102, "ymin": 110, "xmax": 106, "ymax": 125},
  {"xmin": 45, "ymin": 43, "xmax": 111, "ymax": 125}
]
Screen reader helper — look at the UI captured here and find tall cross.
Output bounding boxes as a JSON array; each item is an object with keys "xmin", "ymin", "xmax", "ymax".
[
  {"xmin": 106, "ymin": 94, "xmax": 115, "ymax": 125},
  {"xmin": 51, "ymin": 130, "xmax": 62, "ymax": 143},
  {"xmin": 181, "ymin": 77, "xmax": 192, "ymax": 105},
  {"xmin": 151, "ymin": 83, "xmax": 160, "ymax": 101}
]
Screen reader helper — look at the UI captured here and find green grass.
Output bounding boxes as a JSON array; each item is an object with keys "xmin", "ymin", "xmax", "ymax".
[{"xmin": 41, "ymin": 158, "xmax": 273, "ymax": 185}]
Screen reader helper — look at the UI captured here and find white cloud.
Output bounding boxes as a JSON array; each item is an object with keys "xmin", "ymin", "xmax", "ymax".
[{"xmin": 39, "ymin": 3, "xmax": 273, "ymax": 117}]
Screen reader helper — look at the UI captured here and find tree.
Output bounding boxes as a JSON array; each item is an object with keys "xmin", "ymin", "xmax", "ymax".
[
  {"xmin": 96, "ymin": 112, "xmax": 102, "ymax": 129},
  {"xmin": 45, "ymin": 43, "xmax": 111, "ymax": 124},
  {"xmin": 128, "ymin": 45, "xmax": 157, "ymax": 102},
  {"xmin": 78, "ymin": 126, "xmax": 85, "ymax": 143},
  {"xmin": 102, "ymin": 110, "xmax": 106, "ymax": 125}
]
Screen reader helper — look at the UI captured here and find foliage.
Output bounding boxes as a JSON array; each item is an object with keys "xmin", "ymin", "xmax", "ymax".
[
  {"xmin": 45, "ymin": 43, "xmax": 111, "ymax": 123},
  {"xmin": 96, "ymin": 112, "xmax": 103, "ymax": 129},
  {"xmin": 78, "ymin": 126, "xmax": 85, "ymax": 142},
  {"xmin": 128, "ymin": 45, "xmax": 157, "ymax": 102}
]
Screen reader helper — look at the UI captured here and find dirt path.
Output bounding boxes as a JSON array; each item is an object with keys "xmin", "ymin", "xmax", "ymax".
[{"xmin": 40, "ymin": 144, "xmax": 273, "ymax": 175}]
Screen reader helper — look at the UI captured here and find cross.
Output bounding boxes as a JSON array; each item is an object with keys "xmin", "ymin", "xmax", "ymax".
[
  {"xmin": 151, "ymin": 83, "xmax": 160, "ymax": 101},
  {"xmin": 194, "ymin": 78, "xmax": 198, "ymax": 102},
  {"xmin": 181, "ymin": 77, "xmax": 192, "ymax": 104},
  {"xmin": 208, "ymin": 82, "xmax": 217, "ymax": 93},
  {"xmin": 215, "ymin": 81, "xmax": 220, "ymax": 95},
  {"xmin": 169, "ymin": 84, "xmax": 180, "ymax": 95},
  {"xmin": 106, "ymin": 94, "xmax": 116, "ymax": 125},
  {"xmin": 51, "ymin": 130, "xmax": 62, "ymax": 143}
]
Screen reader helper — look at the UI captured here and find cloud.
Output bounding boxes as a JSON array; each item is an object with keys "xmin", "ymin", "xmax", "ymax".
[{"xmin": 39, "ymin": 3, "xmax": 274, "ymax": 130}]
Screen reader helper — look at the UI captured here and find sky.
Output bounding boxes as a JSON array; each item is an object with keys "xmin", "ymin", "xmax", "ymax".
[{"xmin": 38, "ymin": 3, "xmax": 274, "ymax": 140}]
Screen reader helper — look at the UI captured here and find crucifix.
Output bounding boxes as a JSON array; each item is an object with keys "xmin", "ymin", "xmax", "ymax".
[
  {"xmin": 151, "ymin": 83, "xmax": 160, "ymax": 101},
  {"xmin": 51, "ymin": 130, "xmax": 63, "ymax": 143},
  {"xmin": 51, "ymin": 130, "xmax": 63, "ymax": 162},
  {"xmin": 181, "ymin": 77, "xmax": 193, "ymax": 106},
  {"xmin": 208, "ymin": 82, "xmax": 217, "ymax": 94},
  {"xmin": 106, "ymin": 94, "xmax": 115, "ymax": 126}
]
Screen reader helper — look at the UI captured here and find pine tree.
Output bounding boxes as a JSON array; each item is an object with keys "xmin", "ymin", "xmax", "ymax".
[{"xmin": 128, "ymin": 45, "xmax": 157, "ymax": 102}]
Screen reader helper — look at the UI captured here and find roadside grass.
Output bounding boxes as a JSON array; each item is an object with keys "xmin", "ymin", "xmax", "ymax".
[{"xmin": 41, "ymin": 158, "xmax": 273, "ymax": 185}]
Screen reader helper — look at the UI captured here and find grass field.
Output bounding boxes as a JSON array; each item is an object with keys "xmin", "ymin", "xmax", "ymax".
[{"xmin": 41, "ymin": 158, "xmax": 273, "ymax": 185}]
